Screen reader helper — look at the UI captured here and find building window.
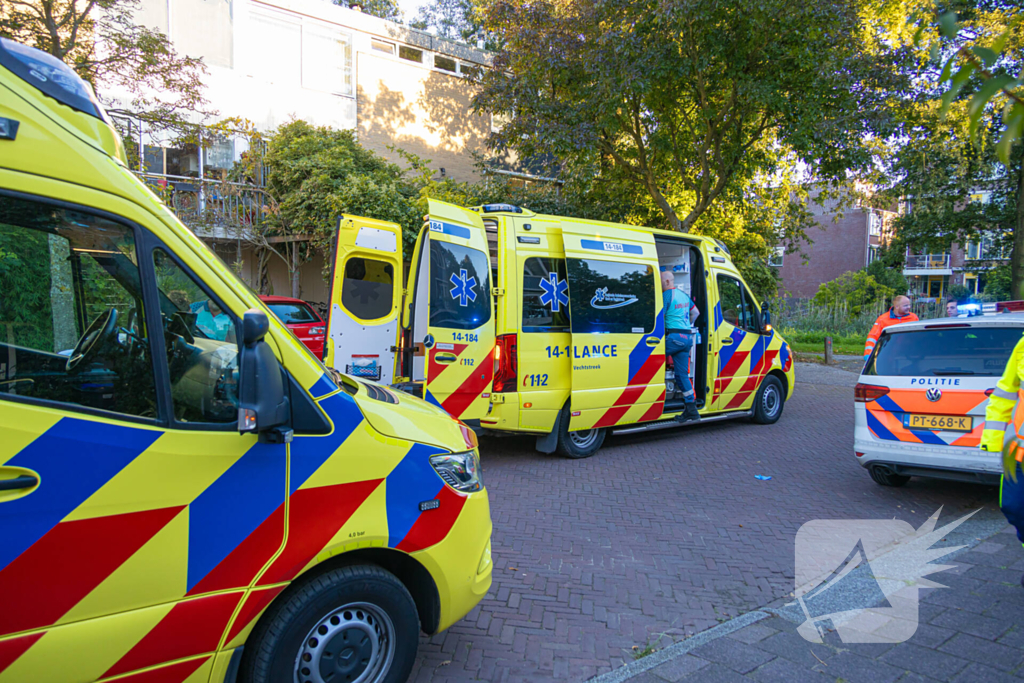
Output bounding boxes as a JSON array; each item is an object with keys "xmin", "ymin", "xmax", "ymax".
[
  {"xmin": 399, "ymin": 45, "xmax": 423, "ymax": 63},
  {"xmin": 768, "ymin": 247, "xmax": 784, "ymax": 268},
  {"xmin": 371, "ymin": 38, "xmax": 395, "ymax": 55},
  {"xmin": 868, "ymin": 211, "xmax": 881, "ymax": 236},
  {"xmin": 966, "ymin": 232, "xmax": 1009, "ymax": 261},
  {"xmin": 341, "ymin": 257, "xmax": 394, "ymax": 321},
  {"xmin": 868, "ymin": 246, "xmax": 879, "ymax": 264},
  {"xmin": 249, "ymin": 8, "xmax": 302, "ymax": 85},
  {"xmin": 434, "ymin": 55, "xmax": 457, "ymax": 73},
  {"xmin": 491, "ymin": 112, "xmax": 510, "ymax": 133},
  {"xmin": 302, "ymin": 23, "xmax": 353, "ymax": 96},
  {"xmin": 461, "ymin": 63, "xmax": 481, "ymax": 79}
]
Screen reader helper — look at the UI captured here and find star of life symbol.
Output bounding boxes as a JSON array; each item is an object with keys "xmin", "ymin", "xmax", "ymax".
[
  {"xmin": 449, "ymin": 268, "xmax": 477, "ymax": 307},
  {"xmin": 539, "ymin": 272, "xmax": 569, "ymax": 312},
  {"xmin": 793, "ymin": 507, "xmax": 976, "ymax": 644}
]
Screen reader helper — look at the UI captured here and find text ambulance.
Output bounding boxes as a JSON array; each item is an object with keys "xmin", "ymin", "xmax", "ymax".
[
  {"xmin": 0, "ymin": 38, "xmax": 490, "ymax": 683},
  {"xmin": 326, "ymin": 201, "xmax": 795, "ymax": 458}
]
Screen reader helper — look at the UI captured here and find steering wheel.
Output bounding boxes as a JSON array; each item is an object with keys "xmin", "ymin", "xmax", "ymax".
[{"xmin": 66, "ymin": 308, "xmax": 118, "ymax": 373}]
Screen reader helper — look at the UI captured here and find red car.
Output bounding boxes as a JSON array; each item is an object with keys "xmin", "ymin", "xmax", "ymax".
[{"xmin": 259, "ymin": 295, "xmax": 327, "ymax": 359}]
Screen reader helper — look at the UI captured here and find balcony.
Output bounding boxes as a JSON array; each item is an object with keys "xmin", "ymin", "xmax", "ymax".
[
  {"xmin": 136, "ymin": 173, "xmax": 268, "ymax": 239},
  {"xmin": 903, "ymin": 253, "xmax": 951, "ymax": 275}
]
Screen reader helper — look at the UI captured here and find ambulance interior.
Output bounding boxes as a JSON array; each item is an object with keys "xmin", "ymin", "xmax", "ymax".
[{"xmin": 655, "ymin": 239, "xmax": 708, "ymax": 411}]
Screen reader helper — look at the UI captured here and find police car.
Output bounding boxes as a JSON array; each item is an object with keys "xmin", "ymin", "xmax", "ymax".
[{"xmin": 855, "ymin": 314, "xmax": 1024, "ymax": 486}]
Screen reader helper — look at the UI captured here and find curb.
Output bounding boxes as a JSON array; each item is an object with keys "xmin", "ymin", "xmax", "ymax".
[{"xmin": 586, "ymin": 610, "xmax": 771, "ymax": 683}]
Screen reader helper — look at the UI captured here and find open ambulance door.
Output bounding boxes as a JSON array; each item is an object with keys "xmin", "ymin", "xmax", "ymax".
[
  {"xmin": 562, "ymin": 224, "xmax": 664, "ymax": 433},
  {"xmin": 406, "ymin": 199, "xmax": 495, "ymax": 422},
  {"xmin": 325, "ymin": 214, "xmax": 403, "ymax": 384}
]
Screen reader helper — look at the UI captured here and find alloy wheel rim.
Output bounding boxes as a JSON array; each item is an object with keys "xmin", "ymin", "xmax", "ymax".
[
  {"xmin": 569, "ymin": 429, "xmax": 599, "ymax": 449},
  {"xmin": 762, "ymin": 385, "xmax": 780, "ymax": 417},
  {"xmin": 295, "ymin": 602, "xmax": 395, "ymax": 683}
]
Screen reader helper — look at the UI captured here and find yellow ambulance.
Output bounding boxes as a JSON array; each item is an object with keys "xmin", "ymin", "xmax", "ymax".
[
  {"xmin": 0, "ymin": 38, "xmax": 491, "ymax": 683},
  {"xmin": 326, "ymin": 200, "xmax": 795, "ymax": 458}
]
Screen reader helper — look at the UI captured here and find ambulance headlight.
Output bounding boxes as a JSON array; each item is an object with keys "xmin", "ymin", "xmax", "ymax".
[{"xmin": 430, "ymin": 450, "xmax": 483, "ymax": 492}]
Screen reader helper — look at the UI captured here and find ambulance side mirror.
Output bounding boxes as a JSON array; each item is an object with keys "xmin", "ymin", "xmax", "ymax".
[
  {"xmin": 237, "ymin": 309, "xmax": 291, "ymax": 441},
  {"xmin": 760, "ymin": 301, "xmax": 772, "ymax": 329}
]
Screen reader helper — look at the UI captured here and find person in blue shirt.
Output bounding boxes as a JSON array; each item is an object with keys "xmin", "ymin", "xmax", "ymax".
[{"xmin": 661, "ymin": 270, "xmax": 701, "ymax": 423}]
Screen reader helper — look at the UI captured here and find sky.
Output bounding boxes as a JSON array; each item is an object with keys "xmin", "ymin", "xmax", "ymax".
[{"xmin": 398, "ymin": 0, "xmax": 427, "ymax": 22}]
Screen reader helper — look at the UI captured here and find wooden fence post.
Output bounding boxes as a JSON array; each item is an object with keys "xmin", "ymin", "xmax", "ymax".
[{"xmin": 824, "ymin": 336, "xmax": 833, "ymax": 365}]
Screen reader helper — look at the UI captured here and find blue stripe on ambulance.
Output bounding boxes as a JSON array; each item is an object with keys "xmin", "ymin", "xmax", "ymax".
[
  {"xmin": 579, "ymin": 239, "xmax": 643, "ymax": 255},
  {"xmin": 289, "ymin": 391, "xmax": 365, "ymax": 495},
  {"xmin": 428, "ymin": 220, "xmax": 472, "ymax": 239},
  {"xmin": 384, "ymin": 443, "xmax": 446, "ymax": 547},
  {"xmin": 186, "ymin": 441, "xmax": 286, "ymax": 590},
  {"xmin": 0, "ymin": 418, "xmax": 160, "ymax": 573},
  {"xmin": 627, "ymin": 310, "xmax": 665, "ymax": 382},
  {"xmin": 309, "ymin": 373, "xmax": 339, "ymax": 398}
]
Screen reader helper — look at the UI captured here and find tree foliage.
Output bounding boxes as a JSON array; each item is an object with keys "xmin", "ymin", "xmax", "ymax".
[
  {"xmin": 411, "ymin": 0, "xmax": 485, "ymax": 44},
  {"xmin": 475, "ymin": 0, "xmax": 905, "ymax": 234},
  {"xmin": 0, "ymin": 0, "xmax": 211, "ymax": 138},
  {"xmin": 814, "ymin": 271, "xmax": 896, "ymax": 316},
  {"xmin": 337, "ymin": 0, "xmax": 403, "ymax": 22}
]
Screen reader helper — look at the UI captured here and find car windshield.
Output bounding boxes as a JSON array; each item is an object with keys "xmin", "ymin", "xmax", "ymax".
[
  {"xmin": 865, "ymin": 325, "xmax": 1022, "ymax": 377},
  {"xmin": 268, "ymin": 302, "xmax": 318, "ymax": 324}
]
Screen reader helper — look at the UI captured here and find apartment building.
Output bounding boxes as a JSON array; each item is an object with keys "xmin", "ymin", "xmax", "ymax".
[
  {"xmin": 902, "ymin": 192, "xmax": 1008, "ymax": 300},
  {"xmin": 120, "ymin": 0, "xmax": 498, "ymax": 300},
  {"xmin": 774, "ymin": 191, "xmax": 896, "ymax": 298}
]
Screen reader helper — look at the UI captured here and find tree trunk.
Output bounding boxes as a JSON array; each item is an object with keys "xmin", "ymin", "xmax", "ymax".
[
  {"xmin": 1013, "ymin": 158, "xmax": 1024, "ymax": 301},
  {"xmin": 291, "ymin": 244, "xmax": 301, "ymax": 299}
]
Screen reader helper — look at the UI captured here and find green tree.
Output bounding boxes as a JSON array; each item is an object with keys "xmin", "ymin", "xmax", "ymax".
[
  {"xmin": 412, "ymin": 0, "xmax": 487, "ymax": 45},
  {"xmin": 0, "ymin": 0, "xmax": 211, "ymax": 142},
  {"xmin": 814, "ymin": 271, "xmax": 896, "ymax": 317},
  {"xmin": 475, "ymin": 0, "xmax": 905, "ymax": 234},
  {"xmin": 338, "ymin": 0, "xmax": 403, "ymax": 21},
  {"xmin": 865, "ymin": 254, "xmax": 908, "ymax": 296}
]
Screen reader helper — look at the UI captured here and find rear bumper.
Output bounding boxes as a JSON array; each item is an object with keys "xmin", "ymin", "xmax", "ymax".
[{"xmin": 854, "ymin": 434, "xmax": 1001, "ymax": 484}]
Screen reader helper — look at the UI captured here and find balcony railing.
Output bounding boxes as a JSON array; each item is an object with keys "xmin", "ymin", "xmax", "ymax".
[
  {"xmin": 904, "ymin": 254, "xmax": 950, "ymax": 270},
  {"xmin": 135, "ymin": 172, "xmax": 268, "ymax": 233}
]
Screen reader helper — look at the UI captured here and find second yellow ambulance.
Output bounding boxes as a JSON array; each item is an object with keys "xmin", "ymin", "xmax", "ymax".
[{"xmin": 326, "ymin": 200, "xmax": 795, "ymax": 458}]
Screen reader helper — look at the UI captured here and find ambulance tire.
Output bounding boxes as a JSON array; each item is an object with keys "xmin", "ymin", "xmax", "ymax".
[
  {"xmin": 240, "ymin": 564, "xmax": 419, "ymax": 683},
  {"xmin": 751, "ymin": 375, "xmax": 785, "ymax": 425},
  {"xmin": 556, "ymin": 406, "xmax": 606, "ymax": 459}
]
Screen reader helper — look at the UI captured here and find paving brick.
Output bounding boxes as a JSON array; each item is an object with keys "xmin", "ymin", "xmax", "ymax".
[
  {"xmin": 950, "ymin": 662, "xmax": 1022, "ymax": 683},
  {"xmin": 880, "ymin": 643, "xmax": 970, "ymax": 681},
  {"xmin": 726, "ymin": 623, "xmax": 779, "ymax": 645},
  {"xmin": 406, "ymin": 381, "xmax": 1007, "ymax": 682},
  {"xmin": 690, "ymin": 637, "xmax": 777, "ymax": 674},
  {"xmin": 824, "ymin": 651, "xmax": 905, "ymax": 683},
  {"xmin": 649, "ymin": 654, "xmax": 709, "ymax": 682},
  {"xmin": 928, "ymin": 609, "xmax": 1013, "ymax": 641},
  {"xmin": 908, "ymin": 623, "xmax": 957, "ymax": 649},
  {"xmin": 937, "ymin": 633, "xmax": 1024, "ymax": 672},
  {"xmin": 676, "ymin": 663, "xmax": 749, "ymax": 683}
]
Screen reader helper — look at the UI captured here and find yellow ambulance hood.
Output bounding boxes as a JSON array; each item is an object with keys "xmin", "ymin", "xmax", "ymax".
[{"xmin": 341, "ymin": 376, "xmax": 467, "ymax": 451}]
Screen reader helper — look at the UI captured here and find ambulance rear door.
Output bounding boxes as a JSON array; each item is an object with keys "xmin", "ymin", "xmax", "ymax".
[
  {"xmin": 710, "ymin": 270, "xmax": 763, "ymax": 411},
  {"xmin": 420, "ymin": 199, "xmax": 495, "ymax": 421},
  {"xmin": 325, "ymin": 214, "xmax": 403, "ymax": 384},
  {"xmin": 562, "ymin": 224, "xmax": 664, "ymax": 431}
]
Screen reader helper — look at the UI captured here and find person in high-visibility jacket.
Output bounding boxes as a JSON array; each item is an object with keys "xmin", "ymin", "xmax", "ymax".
[
  {"xmin": 864, "ymin": 295, "xmax": 918, "ymax": 360},
  {"xmin": 980, "ymin": 334, "xmax": 1024, "ymax": 563}
]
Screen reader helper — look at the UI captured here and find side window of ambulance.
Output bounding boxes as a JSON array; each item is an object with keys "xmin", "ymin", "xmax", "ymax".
[
  {"xmin": 429, "ymin": 240, "xmax": 491, "ymax": 330},
  {"xmin": 0, "ymin": 194, "xmax": 157, "ymax": 418},
  {"xmin": 152, "ymin": 249, "xmax": 239, "ymax": 424},
  {"xmin": 522, "ymin": 257, "xmax": 570, "ymax": 332},
  {"xmin": 716, "ymin": 274, "xmax": 757, "ymax": 333},
  {"xmin": 342, "ymin": 256, "xmax": 394, "ymax": 321},
  {"xmin": 566, "ymin": 259, "xmax": 655, "ymax": 334}
]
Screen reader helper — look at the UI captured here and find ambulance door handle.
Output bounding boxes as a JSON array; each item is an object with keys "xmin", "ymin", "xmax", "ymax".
[
  {"xmin": 0, "ymin": 475, "xmax": 37, "ymax": 491},
  {"xmin": 435, "ymin": 353, "xmax": 457, "ymax": 364},
  {"xmin": 645, "ymin": 337, "xmax": 660, "ymax": 347},
  {"xmin": 720, "ymin": 338, "xmax": 734, "ymax": 346}
]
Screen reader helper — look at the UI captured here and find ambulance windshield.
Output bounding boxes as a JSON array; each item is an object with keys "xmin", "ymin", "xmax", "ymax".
[{"xmin": 865, "ymin": 326, "xmax": 1020, "ymax": 377}]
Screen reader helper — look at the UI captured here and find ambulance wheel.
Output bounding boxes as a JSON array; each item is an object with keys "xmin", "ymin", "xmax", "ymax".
[
  {"xmin": 751, "ymin": 375, "xmax": 785, "ymax": 424},
  {"xmin": 869, "ymin": 465, "xmax": 911, "ymax": 488},
  {"xmin": 240, "ymin": 565, "xmax": 419, "ymax": 683},
  {"xmin": 556, "ymin": 407, "xmax": 606, "ymax": 458}
]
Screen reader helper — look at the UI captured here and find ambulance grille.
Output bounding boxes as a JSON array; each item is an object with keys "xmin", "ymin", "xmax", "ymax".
[{"xmin": 358, "ymin": 381, "xmax": 399, "ymax": 404}]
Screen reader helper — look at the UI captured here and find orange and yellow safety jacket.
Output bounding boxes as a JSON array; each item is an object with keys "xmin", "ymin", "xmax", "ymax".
[
  {"xmin": 864, "ymin": 309, "xmax": 919, "ymax": 359},
  {"xmin": 982, "ymin": 337, "xmax": 1024, "ymax": 478}
]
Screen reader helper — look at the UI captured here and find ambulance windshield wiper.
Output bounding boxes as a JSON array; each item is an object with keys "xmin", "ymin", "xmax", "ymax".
[{"xmin": 931, "ymin": 370, "xmax": 974, "ymax": 375}]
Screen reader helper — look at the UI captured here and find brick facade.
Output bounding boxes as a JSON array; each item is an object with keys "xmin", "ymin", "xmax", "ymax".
[{"xmin": 776, "ymin": 207, "xmax": 875, "ymax": 299}]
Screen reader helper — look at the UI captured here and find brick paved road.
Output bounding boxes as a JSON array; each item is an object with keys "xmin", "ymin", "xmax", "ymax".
[{"xmin": 409, "ymin": 369, "xmax": 1002, "ymax": 683}]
